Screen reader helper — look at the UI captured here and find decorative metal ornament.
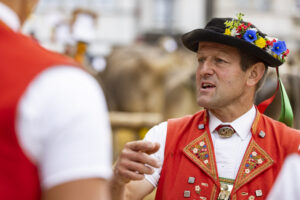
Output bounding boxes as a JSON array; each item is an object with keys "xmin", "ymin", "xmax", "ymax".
[
  {"xmin": 217, "ymin": 126, "xmax": 235, "ymax": 138},
  {"xmin": 198, "ymin": 124, "xmax": 205, "ymax": 130}
]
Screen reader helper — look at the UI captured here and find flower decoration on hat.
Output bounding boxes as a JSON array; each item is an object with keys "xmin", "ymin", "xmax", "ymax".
[{"xmin": 224, "ymin": 13, "xmax": 289, "ymax": 63}]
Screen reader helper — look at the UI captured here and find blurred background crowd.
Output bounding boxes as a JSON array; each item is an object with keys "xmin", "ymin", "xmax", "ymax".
[{"xmin": 23, "ymin": 0, "xmax": 300, "ymax": 173}]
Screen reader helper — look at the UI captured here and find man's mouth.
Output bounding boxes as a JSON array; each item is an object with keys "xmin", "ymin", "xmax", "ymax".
[{"xmin": 201, "ymin": 82, "xmax": 216, "ymax": 89}]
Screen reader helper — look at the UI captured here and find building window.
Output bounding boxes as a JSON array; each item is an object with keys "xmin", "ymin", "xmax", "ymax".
[
  {"xmin": 153, "ymin": 0, "xmax": 175, "ymax": 31},
  {"xmin": 236, "ymin": 0, "xmax": 270, "ymax": 11}
]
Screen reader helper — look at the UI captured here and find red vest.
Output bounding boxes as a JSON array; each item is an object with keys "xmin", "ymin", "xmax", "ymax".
[
  {"xmin": 0, "ymin": 23, "xmax": 78, "ymax": 200},
  {"xmin": 155, "ymin": 109, "xmax": 300, "ymax": 200}
]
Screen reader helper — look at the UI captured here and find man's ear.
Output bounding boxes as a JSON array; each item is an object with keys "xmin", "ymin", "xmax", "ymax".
[{"xmin": 247, "ymin": 62, "xmax": 265, "ymax": 87}]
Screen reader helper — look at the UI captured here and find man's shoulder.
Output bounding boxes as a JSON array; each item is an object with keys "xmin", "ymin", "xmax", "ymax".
[
  {"xmin": 167, "ymin": 109, "xmax": 206, "ymax": 125},
  {"xmin": 260, "ymin": 114, "xmax": 300, "ymax": 135},
  {"xmin": 165, "ymin": 110, "xmax": 206, "ymax": 137},
  {"xmin": 260, "ymin": 114, "xmax": 300, "ymax": 154}
]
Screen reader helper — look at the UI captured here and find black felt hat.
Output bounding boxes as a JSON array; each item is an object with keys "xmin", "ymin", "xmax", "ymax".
[{"xmin": 182, "ymin": 16, "xmax": 288, "ymax": 67}]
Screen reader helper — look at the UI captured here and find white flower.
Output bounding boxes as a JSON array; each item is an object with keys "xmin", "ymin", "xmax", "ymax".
[
  {"xmin": 266, "ymin": 48, "xmax": 273, "ymax": 54},
  {"xmin": 231, "ymin": 27, "xmax": 239, "ymax": 36},
  {"xmin": 252, "ymin": 151, "xmax": 257, "ymax": 156},
  {"xmin": 245, "ymin": 169, "xmax": 250, "ymax": 174},
  {"xmin": 249, "ymin": 27, "xmax": 258, "ymax": 32},
  {"xmin": 265, "ymin": 36, "xmax": 278, "ymax": 41},
  {"xmin": 199, "ymin": 141, "xmax": 205, "ymax": 146},
  {"xmin": 193, "ymin": 148, "xmax": 198, "ymax": 154},
  {"xmin": 195, "ymin": 185, "xmax": 201, "ymax": 192},
  {"xmin": 204, "ymin": 160, "xmax": 209, "ymax": 164},
  {"xmin": 257, "ymin": 159, "xmax": 263, "ymax": 164}
]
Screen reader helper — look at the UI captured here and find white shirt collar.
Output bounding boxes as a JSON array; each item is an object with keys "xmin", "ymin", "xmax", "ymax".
[
  {"xmin": 0, "ymin": 2, "xmax": 20, "ymax": 31},
  {"xmin": 208, "ymin": 105, "xmax": 256, "ymax": 140}
]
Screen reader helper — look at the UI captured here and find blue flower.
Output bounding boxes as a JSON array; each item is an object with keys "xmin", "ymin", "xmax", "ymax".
[
  {"xmin": 272, "ymin": 41, "xmax": 287, "ymax": 55},
  {"xmin": 205, "ymin": 154, "xmax": 209, "ymax": 158},
  {"xmin": 246, "ymin": 163, "xmax": 250, "ymax": 167},
  {"xmin": 243, "ymin": 30, "xmax": 257, "ymax": 42}
]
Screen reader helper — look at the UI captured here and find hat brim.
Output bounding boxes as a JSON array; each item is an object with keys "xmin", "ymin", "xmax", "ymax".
[{"xmin": 182, "ymin": 29, "xmax": 283, "ymax": 67}]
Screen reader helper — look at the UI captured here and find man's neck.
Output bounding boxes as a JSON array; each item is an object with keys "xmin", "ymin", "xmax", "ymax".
[{"xmin": 209, "ymin": 103, "xmax": 254, "ymax": 123}]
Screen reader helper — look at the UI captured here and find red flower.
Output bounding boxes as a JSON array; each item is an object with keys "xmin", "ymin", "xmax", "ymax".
[
  {"xmin": 237, "ymin": 23, "xmax": 248, "ymax": 33},
  {"xmin": 283, "ymin": 49, "xmax": 290, "ymax": 58},
  {"xmin": 266, "ymin": 39, "xmax": 277, "ymax": 47}
]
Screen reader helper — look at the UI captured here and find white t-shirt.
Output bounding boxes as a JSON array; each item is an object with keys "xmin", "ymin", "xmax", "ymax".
[
  {"xmin": 144, "ymin": 106, "xmax": 256, "ymax": 187},
  {"xmin": 0, "ymin": 3, "xmax": 112, "ymax": 189},
  {"xmin": 16, "ymin": 66, "xmax": 112, "ymax": 189}
]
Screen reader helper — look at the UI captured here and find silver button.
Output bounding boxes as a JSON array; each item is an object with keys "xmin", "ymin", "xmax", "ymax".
[
  {"xmin": 184, "ymin": 190, "xmax": 190, "ymax": 198},
  {"xmin": 188, "ymin": 177, "xmax": 195, "ymax": 184},
  {"xmin": 255, "ymin": 189, "xmax": 263, "ymax": 197},
  {"xmin": 259, "ymin": 131, "xmax": 266, "ymax": 138},
  {"xmin": 198, "ymin": 124, "xmax": 205, "ymax": 130}
]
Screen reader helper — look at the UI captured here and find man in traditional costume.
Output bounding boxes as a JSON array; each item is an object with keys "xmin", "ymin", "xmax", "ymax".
[{"xmin": 111, "ymin": 13, "xmax": 300, "ymax": 200}]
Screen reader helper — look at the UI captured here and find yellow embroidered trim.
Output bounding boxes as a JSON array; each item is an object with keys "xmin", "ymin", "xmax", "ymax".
[
  {"xmin": 204, "ymin": 109, "xmax": 208, "ymax": 124},
  {"xmin": 233, "ymin": 139, "xmax": 274, "ymax": 192},
  {"xmin": 251, "ymin": 108, "xmax": 261, "ymax": 134},
  {"xmin": 210, "ymin": 184, "xmax": 217, "ymax": 200},
  {"xmin": 183, "ymin": 131, "xmax": 218, "ymax": 182},
  {"xmin": 219, "ymin": 177, "xmax": 235, "ymax": 184}
]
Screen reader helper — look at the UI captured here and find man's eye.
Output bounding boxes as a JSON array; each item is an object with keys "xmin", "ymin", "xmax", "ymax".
[
  {"xmin": 198, "ymin": 57, "xmax": 205, "ymax": 63},
  {"xmin": 215, "ymin": 58, "xmax": 226, "ymax": 63}
]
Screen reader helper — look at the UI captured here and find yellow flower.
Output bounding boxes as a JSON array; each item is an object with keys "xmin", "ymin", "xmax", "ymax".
[
  {"xmin": 224, "ymin": 28, "xmax": 231, "ymax": 36},
  {"xmin": 255, "ymin": 37, "xmax": 266, "ymax": 48}
]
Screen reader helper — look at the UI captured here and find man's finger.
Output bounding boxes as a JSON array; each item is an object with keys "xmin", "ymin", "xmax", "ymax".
[
  {"xmin": 144, "ymin": 142, "xmax": 160, "ymax": 155},
  {"xmin": 119, "ymin": 147, "xmax": 161, "ymax": 169},
  {"xmin": 130, "ymin": 151, "xmax": 161, "ymax": 168},
  {"xmin": 115, "ymin": 167, "xmax": 145, "ymax": 182},
  {"xmin": 126, "ymin": 141, "xmax": 160, "ymax": 154},
  {"xmin": 125, "ymin": 160, "xmax": 154, "ymax": 175}
]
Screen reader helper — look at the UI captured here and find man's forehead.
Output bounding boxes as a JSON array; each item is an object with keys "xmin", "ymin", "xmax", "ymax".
[{"xmin": 197, "ymin": 42, "xmax": 239, "ymax": 55}]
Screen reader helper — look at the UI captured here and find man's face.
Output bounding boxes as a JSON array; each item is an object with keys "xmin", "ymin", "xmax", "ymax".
[{"xmin": 196, "ymin": 42, "xmax": 250, "ymax": 110}]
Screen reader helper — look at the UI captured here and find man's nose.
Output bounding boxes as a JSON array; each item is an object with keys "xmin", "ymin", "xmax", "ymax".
[{"xmin": 197, "ymin": 60, "xmax": 214, "ymax": 77}]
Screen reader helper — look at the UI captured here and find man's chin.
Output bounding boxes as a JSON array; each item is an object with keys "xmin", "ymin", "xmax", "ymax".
[{"xmin": 197, "ymin": 99, "xmax": 214, "ymax": 109}]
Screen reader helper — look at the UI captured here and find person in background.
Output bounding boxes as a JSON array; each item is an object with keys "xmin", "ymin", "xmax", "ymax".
[
  {"xmin": 0, "ymin": 0, "xmax": 112, "ymax": 200},
  {"xmin": 110, "ymin": 13, "xmax": 300, "ymax": 200},
  {"xmin": 267, "ymin": 153, "xmax": 300, "ymax": 200}
]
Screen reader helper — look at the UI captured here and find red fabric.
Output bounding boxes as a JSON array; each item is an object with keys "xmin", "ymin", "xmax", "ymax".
[
  {"xmin": 0, "ymin": 23, "xmax": 78, "ymax": 200},
  {"xmin": 155, "ymin": 110, "xmax": 300, "ymax": 200},
  {"xmin": 215, "ymin": 124, "xmax": 236, "ymax": 133}
]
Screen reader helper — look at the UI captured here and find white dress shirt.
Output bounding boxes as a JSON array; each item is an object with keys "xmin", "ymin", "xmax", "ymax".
[
  {"xmin": 1, "ymin": 3, "xmax": 112, "ymax": 189},
  {"xmin": 144, "ymin": 106, "xmax": 256, "ymax": 187}
]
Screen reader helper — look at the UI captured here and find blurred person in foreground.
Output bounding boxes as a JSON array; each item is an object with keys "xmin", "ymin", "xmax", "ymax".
[
  {"xmin": 111, "ymin": 13, "xmax": 300, "ymax": 200},
  {"xmin": 267, "ymin": 153, "xmax": 300, "ymax": 200},
  {"xmin": 0, "ymin": 0, "xmax": 112, "ymax": 200}
]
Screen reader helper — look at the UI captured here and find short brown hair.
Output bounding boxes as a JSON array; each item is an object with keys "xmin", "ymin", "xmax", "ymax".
[{"xmin": 239, "ymin": 49, "xmax": 269, "ymax": 91}]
